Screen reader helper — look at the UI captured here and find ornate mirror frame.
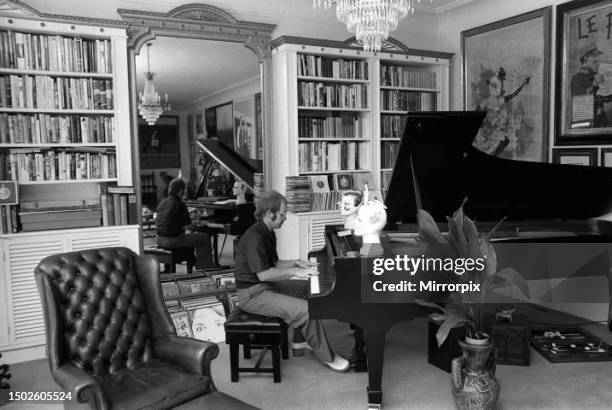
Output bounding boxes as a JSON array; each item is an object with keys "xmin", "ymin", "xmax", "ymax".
[{"xmin": 118, "ymin": 3, "xmax": 276, "ymax": 189}]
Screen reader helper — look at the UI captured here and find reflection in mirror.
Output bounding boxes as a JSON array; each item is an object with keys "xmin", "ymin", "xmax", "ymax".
[{"xmin": 134, "ymin": 36, "xmax": 260, "ymax": 207}]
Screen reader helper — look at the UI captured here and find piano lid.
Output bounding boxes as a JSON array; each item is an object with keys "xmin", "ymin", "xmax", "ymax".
[
  {"xmin": 196, "ymin": 138, "xmax": 262, "ymax": 189},
  {"xmin": 385, "ymin": 111, "xmax": 612, "ymax": 227}
]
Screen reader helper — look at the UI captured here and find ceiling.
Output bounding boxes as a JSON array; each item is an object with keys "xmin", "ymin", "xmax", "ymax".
[
  {"xmin": 135, "ymin": 37, "xmax": 259, "ymax": 110},
  {"xmin": 18, "ymin": 0, "xmax": 476, "ymax": 109}
]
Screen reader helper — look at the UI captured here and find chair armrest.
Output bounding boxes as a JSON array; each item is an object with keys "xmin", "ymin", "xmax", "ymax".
[
  {"xmin": 152, "ymin": 336, "xmax": 219, "ymax": 379},
  {"xmin": 53, "ymin": 362, "xmax": 109, "ymax": 410}
]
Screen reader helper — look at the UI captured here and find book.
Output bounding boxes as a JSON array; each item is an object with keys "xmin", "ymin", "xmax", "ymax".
[{"xmin": 112, "ymin": 192, "xmax": 121, "ymax": 226}]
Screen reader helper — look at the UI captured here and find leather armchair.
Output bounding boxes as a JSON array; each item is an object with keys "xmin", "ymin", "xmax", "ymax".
[{"xmin": 35, "ymin": 247, "xmax": 220, "ymax": 410}]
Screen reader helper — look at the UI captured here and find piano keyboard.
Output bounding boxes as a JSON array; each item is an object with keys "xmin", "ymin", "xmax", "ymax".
[{"xmin": 309, "ymin": 256, "xmax": 320, "ymax": 295}]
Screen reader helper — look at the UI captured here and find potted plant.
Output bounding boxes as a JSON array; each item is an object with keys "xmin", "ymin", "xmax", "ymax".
[{"xmin": 415, "ymin": 199, "xmax": 530, "ymax": 410}]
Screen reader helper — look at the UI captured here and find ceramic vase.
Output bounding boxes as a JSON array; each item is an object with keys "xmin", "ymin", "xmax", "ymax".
[{"xmin": 451, "ymin": 338, "xmax": 500, "ymax": 410}]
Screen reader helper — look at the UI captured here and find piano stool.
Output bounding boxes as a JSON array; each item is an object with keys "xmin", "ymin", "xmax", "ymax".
[
  {"xmin": 224, "ymin": 309, "xmax": 289, "ymax": 383},
  {"xmin": 143, "ymin": 245, "xmax": 195, "ymax": 273}
]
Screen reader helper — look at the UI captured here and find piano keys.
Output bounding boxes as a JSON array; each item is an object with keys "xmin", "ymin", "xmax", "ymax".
[{"xmin": 308, "ymin": 111, "xmax": 612, "ymax": 409}]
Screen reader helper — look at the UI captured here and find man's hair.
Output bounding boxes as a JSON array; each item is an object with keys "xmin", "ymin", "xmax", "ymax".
[
  {"xmin": 168, "ymin": 178, "xmax": 186, "ymax": 196},
  {"xmin": 254, "ymin": 190, "xmax": 286, "ymax": 221}
]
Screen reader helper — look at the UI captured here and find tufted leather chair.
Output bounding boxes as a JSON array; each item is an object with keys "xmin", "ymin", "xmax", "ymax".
[{"xmin": 35, "ymin": 247, "xmax": 225, "ymax": 410}]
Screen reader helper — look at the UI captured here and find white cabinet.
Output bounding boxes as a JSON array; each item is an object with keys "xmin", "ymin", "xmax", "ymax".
[{"xmin": 0, "ymin": 226, "xmax": 139, "ymax": 363}]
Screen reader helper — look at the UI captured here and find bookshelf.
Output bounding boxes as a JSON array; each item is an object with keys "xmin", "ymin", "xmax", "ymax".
[
  {"xmin": 270, "ymin": 37, "xmax": 450, "ymax": 259},
  {"xmin": 0, "ymin": 9, "xmax": 138, "ymax": 363}
]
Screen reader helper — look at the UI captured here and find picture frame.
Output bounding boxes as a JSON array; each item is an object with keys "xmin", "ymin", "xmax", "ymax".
[
  {"xmin": 552, "ymin": 147, "xmax": 597, "ymax": 166},
  {"xmin": 138, "ymin": 115, "xmax": 181, "ymax": 169},
  {"xmin": 462, "ymin": 7, "xmax": 551, "ymax": 162},
  {"xmin": 233, "ymin": 96, "xmax": 257, "ymax": 160},
  {"xmin": 334, "ymin": 173, "xmax": 354, "ymax": 191},
  {"xmin": 601, "ymin": 147, "xmax": 612, "ymax": 166},
  {"xmin": 555, "ymin": 0, "xmax": 612, "ymax": 144},
  {"xmin": 204, "ymin": 102, "xmax": 233, "ymax": 149}
]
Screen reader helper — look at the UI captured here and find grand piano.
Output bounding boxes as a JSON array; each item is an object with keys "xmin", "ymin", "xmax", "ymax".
[{"xmin": 308, "ymin": 111, "xmax": 612, "ymax": 409}]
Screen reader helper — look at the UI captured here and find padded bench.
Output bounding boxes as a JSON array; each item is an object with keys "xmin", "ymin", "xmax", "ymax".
[
  {"xmin": 224, "ymin": 309, "xmax": 289, "ymax": 383},
  {"xmin": 144, "ymin": 245, "xmax": 195, "ymax": 273}
]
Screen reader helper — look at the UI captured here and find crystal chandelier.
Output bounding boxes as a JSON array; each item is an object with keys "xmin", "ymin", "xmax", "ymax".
[
  {"xmin": 138, "ymin": 43, "xmax": 170, "ymax": 125},
  {"xmin": 313, "ymin": 0, "xmax": 425, "ymax": 52}
]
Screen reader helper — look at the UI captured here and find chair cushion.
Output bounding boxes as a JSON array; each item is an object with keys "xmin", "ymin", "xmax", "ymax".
[
  {"xmin": 101, "ymin": 359, "xmax": 211, "ymax": 410},
  {"xmin": 224, "ymin": 309, "xmax": 285, "ymax": 332},
  {"xmin": 172, "ymin": 391, "xmax": 260, "ymax": 410}
]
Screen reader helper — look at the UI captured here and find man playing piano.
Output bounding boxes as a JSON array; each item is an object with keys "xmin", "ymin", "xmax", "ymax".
[
  {"xmin": 155, "ymin": 178, "xmax": 216, "ymax": 270},
  {"xmin": 234, "ymin": 191, "xmax": 350, "ymax": 372}
]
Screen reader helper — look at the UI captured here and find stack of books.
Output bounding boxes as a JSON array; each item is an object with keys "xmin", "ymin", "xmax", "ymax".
[
  {"xmin": 0, "ymin": 204, "xmax": 19, "ymax": 233},
  {"xmin": 253, "ymin": 172, "xmax": 264, "ymax": 205},
  {"xmin": 285, "ymin": 176, "xmax": 312, "ymax": 213}
]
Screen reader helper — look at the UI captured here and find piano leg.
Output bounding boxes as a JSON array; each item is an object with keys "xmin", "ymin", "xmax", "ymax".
[
  {"xmin": 357, "ymin": 319, "xmax": 397, "ymax": 410},
  {"xmin": 351, "ymin": 324, "xmax": 367, "ymax": 372}
]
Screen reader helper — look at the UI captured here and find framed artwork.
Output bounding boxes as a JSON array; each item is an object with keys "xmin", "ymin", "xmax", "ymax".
[
  {"xmin": 462, "ymin": 7, "xmax": 551, "ymax": 162},
  {"xmin": 334, "ymin": 173, "xmax": 354, "ymax": 190},
  {"xmin": 601, "ymin": 147, "xmax": 612, "ymax": 166},
  {"xmin": 556, "ymin": 0, "xmax": 612, "ymax": 144},
  {"xmin": 552, "ymin": 147, "xmax": 597, "ymax": 166},
  {"xmin": 139, "ymin": 116, "xmax": 180, "ymax": 169},
  {"xmin": 233, "ymin": 96, "xmax": 257, "ymax": 160},
  {"xmin": 203, "ymin": 102, "xmax": 233, "ymax": 149}
]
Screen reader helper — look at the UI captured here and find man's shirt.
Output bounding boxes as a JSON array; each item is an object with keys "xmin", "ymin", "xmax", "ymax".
[
  {"xmin": 155, "ymin": 194, "xmax": 190, "ymax": 237},
  {"xmin": 234, "ymin": 221, "xmax": 278, "ymax": 289}
]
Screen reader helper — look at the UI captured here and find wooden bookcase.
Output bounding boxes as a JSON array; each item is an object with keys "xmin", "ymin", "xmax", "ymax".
[
  {"xmin": 270, "ymin": 37, "xmax": 451, "ymax": 260},
  {"xmin": 0, "ymin": 9, "xmax": 139, "ymax": 363}
]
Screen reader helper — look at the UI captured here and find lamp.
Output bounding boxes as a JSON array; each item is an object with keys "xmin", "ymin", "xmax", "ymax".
[
  {"xmin": 313, "ymin": 0, "xmax": 428, "ymax": 52},
  {"xmin": 138, "ymin": 43, "xmax": 170, "ymax": 125}
]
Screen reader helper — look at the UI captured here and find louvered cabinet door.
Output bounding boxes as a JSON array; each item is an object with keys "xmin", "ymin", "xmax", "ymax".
[{"xmin": 4, "ymin": 239, "xmax": 64, "ymax": 348}]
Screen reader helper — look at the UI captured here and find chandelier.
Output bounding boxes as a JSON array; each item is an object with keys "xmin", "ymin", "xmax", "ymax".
[
  {"xmin": 313, "ymin": 0, "xmax": 425, "ymax": 52},
  {"xmin": 138, "ymin": 43, "xmax": 170, "ymax": 126}
]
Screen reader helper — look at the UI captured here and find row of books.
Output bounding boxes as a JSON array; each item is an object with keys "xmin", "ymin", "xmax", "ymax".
[
  {"xmin": 298, "ymin": 81, "xmax": 368, "ymax": 109},
  {"xmin": 0, "ymin": 75, "xmax": 114, "ymax": 110},
  {"xmin": 100, "ymin": 186, "xmax": 137, "ymax": 226},
  {"xmin": 298, "ymin": 114, "xmax": 365, "ymax": 139},
  {"xmin": 381, "ymin": 90, "xmax": 436, "ymax": 112},
  {"xmin": 285, "ymin": 176, "xmax": 312, "ymax": 213},
  {"xmin": 1, "ymin": 148, "xmax": 117, "ymax": 182},
  {"xmin": 381, "ymin": 114, "xmax": 408, "ymax": 139},
  {"xmin": 381, "ymin": 141, "xmax": 400, "ymax": 169},
  {"xmin": 18, "ymin": 205, "xmax": 101, "ymax": 232},
  {"xmin": 0, "ymin": 204, "xmax": 19, "ymax": 234},
  {"xmin": 298, "ymin": 140, "xmax": 370, "ymax": 172},
  {"xmin": 167, "ymin": 296, "xmax": 228, "ymax": 343},
  {"xmin": 0, "ymin": 30, "xmax": 113, "ymax": 73},
  {"xmin": 0, "ymin": 113, "xmax": 115, "ymax": 144},
  {"xmin": 297, "ymin": 53, "xmax": 368, "ymax": 80},
  {"xmin": 380, "ymin": 65, "xmax": 437, "ymax": 89}
]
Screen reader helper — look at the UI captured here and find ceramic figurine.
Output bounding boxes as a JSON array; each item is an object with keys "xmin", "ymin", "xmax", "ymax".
[
  {"xmin": 338, "ymin": 190, "xmax": 362, "ymax": 230},
  {"xmin": 353, "ymin": 185, "xmax": 387, "ymax": 256}
]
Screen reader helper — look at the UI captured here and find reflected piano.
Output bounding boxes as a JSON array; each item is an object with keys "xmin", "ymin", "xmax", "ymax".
[
  {"xmin": 186, "ymin": 139, "xmax": 261, "ymax": 261},
  {"xmin": 308, "ymin": 111, "xmax": 612, "ymax": 409}
]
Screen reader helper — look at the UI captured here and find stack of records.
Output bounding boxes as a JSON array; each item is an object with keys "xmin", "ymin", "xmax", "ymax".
[
  {"xmin": 209, "ymin": 271, "xmax": 236, "ymax": 290},
  {"xmin": 253, "ymin": 172, "xmax": 264, "ymax": 205},
  {"xmin": 161, "ymin": 282, "xmax": 180, "ymax": 298},
  {"xmin": 181, "ymin": 296, "xmax": 226, "ymax": 343},
  {"xmin": 285, "ymin": 176, "xmax": 312, "ymax": 213},
  {"xmin": 177, "ymin": 277, "xmax": 216, "ymax": 295}
]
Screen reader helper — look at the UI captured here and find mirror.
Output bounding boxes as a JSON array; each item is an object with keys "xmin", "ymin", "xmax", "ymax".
[{"xmin": 119, "ymin": 4, "xmax": 274, "ymax": 237}]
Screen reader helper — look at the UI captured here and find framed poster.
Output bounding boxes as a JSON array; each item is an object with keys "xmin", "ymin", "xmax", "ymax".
[
  {"xmin": 139, "ymin": 116, "xmax": 180, "ymax": 169},
  {"xmin": 195, "ymin": 112, "xmax": 204, "ymax": 139},
  {"xmin": 216, "ymin": 102, "xmax": 234, "ymax": 148},
  {"xmin": 234, "ymin": 96, "xmax": 256, "ymax": 160},
  {"xmin": 552, "ymin": 147, "xmax": 597, "ymax": 166},
  {"xmin": 204, "ymin": 107, "xmax": 216, "ymax": 138},
  {"xmin": 556, "ymin": 0, "xmax": 612, "ymax": 144},
  {"xmin": 462, "ymin": 7, "xmax": 551, "ymax": 162}
]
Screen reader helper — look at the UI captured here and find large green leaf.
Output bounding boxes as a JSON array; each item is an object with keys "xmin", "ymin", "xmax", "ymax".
[
  {"xmin": 436, "ymin": 311, "xmax": 472, "ymax": 347},
  {"xmin": 487, "ymin": 267, "xmax": 531, "ymax": 300},
  {"xmin": 447, "ymin": 216, "xmax": 467, "ymax": 257},
  {"xmin": 417, "ymin": 209, "xmax": 446, "ymax": 244}
]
